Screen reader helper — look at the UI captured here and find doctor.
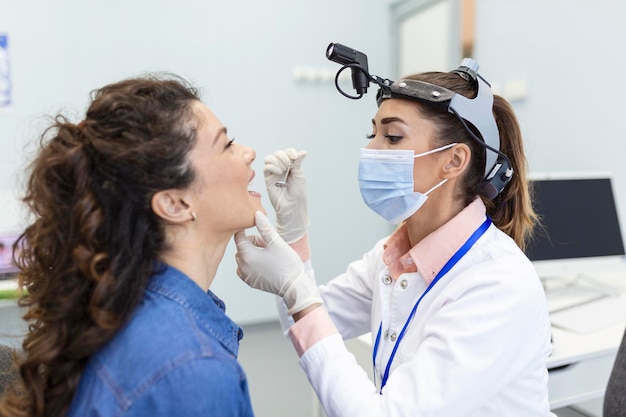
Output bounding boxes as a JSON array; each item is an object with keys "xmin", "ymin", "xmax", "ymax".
[{"xmin": 235, "ymin": 60, "xmax": 554, "ymax": 416}]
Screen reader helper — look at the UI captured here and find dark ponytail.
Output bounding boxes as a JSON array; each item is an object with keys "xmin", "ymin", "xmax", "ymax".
[{"xmin": 484, "ymin": 95, "xmax": 537, "ymax": 251}]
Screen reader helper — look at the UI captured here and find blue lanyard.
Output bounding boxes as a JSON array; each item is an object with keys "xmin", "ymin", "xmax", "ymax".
[{"xmin": 372, "ymin": 216, "xmax": 492, "ymax": 391}]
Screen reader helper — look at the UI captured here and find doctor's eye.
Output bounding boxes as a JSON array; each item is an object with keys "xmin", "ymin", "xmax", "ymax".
[
  {"xmin": 365, "ymin": 133, "xmax": 375, "ymax": 140},
  {"xmin": 384, "ymin": 135, "xmax": 403, "ymax": 144}
]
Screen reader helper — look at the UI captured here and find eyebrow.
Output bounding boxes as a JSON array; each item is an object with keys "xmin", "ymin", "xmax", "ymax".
[
  {"xmin": 371, "ymin": 117, "xmax": 408, "ymax": 126},
  {"xmin": 213, "ymin": 126, "xmax": 228, "ymax": 146}
]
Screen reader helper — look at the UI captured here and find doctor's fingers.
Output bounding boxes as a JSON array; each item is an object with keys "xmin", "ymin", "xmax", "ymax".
[
  {"xmin": 264, "ymin": 148, "xmax": 301, "ymax": 171},
  {"xmin": 289, "ymin": 150, "xmax": 307, "ymax": 170},
  {"xmin": 251, "ymin": 235, "xmax": 267, "ymax": 248},
  {"xmin": 234, "ymin": 232, "xmax": 267, "ymax": 249},
  {"xmin": 274, "ymin": 148, "xmax": 307, "ymax": 169},
  {"xmin": 264, "ymin": 155, "xmax": 289, "ymax": 177}
]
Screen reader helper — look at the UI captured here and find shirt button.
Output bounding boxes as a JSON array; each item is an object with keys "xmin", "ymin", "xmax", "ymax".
[
  {"xmin": 400, "ymin": 280, "xmax": 408, "ymax": 289},
  {"xmin": 382, "ymin": 275, "xmax": 392, "ymax": 285},
  {"xmin": 390, "ymin": 332, "xmax": 397, "ymax": 342},
  {"xmin": 384, "ymin": 330, "xmax": 389, "ymax": 339}
]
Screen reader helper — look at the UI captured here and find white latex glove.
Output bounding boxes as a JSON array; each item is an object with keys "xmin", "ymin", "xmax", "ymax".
[
  {"xmin": 234, "ymin": 211, "xmax": 321, "ymax": 315},
  {"xmin": 264, "ymin": 148, "xmax": 309, "ymax": 244}
]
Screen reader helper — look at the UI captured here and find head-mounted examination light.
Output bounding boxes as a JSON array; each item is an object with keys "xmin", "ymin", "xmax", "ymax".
[
  {"xmin": 325, "ymin": 42, "xmax": 513, "ymax": 199},
  {"xmin": 326, "ymin": 43, "xmax": 371, "ymax": 97}
]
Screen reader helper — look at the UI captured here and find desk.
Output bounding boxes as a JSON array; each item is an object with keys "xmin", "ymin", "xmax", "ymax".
[
  {"xmin": 543, "ymin": 267, "xmax": 626, "ymax": 413},
  {"xmin": 339, "ymin": 267, "xmax": 626, "ymax": 414},
  {"xmin": 547, "ymin": 324, "xmax": 623, "ymax": 411}
]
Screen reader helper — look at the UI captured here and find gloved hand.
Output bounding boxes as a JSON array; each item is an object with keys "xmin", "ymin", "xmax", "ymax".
[
  {"xmin": 264, "ymin": 148, "xmax": 309, "ymax": 244},
  {"xmin": 234, "ymin": 211, "xmax": 322, "ymax": 315}
]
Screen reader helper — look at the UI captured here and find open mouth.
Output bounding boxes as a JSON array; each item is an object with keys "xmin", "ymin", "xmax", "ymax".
[{"xmin": 248, "ymin": 171, "xmax": 261, "ymax": 198}]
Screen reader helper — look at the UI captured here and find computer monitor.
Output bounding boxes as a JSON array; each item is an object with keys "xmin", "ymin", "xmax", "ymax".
[{"xmin": 526, "ymin": 174, "xmax": 625, "ymax": 264}]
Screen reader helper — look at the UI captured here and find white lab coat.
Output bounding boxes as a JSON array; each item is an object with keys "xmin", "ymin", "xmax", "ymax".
[{"xmin": 287, "ymin": 221, "xmax": 554, "ymax": 417}]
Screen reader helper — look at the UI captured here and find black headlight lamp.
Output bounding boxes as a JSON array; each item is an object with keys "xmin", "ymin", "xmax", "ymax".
[{"xmin": 326, "ymin": 42, "xmax": 513, "ymax": 199}]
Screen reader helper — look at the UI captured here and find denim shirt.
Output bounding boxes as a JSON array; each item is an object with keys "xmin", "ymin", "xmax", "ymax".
[{"xmin": 67, "ymin": 264, "xmax": 255, "ymax": 417}]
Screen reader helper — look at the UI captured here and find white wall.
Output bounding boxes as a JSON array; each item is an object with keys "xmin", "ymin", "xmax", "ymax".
[
  {"xmin": 0, "ymin": 0, "xmax": 393, "ymax": 324},
  {"xmin": 473, "ymin": 0, "xmax": 626, "ymax": 241}
]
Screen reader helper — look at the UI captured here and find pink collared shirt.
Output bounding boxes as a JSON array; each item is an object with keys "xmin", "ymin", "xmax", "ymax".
[{"xmin": 382, "ymin": 197, "xmax": 487, "ymax": 283}]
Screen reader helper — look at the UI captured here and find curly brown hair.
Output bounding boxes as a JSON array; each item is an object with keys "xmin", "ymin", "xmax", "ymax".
[
  {"xmin": 0, "ymin": 74, "xmax": 201, "ymax": 417},
  {"xmin": 404, "ymin": 71, "xmax": 538, "ymax": 251}
]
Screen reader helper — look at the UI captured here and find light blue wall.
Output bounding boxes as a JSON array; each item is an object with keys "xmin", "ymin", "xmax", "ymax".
[
  {"xmin": 3, "ymin": 0, "xmax": 625, "ymax": 326},
  {"xmin": 0, "ymin": 0, "xmax": 393, "ymax": 324},
  {"xmin": 473, "ymin": 0, "xmax": 626, "ymax": 240}
]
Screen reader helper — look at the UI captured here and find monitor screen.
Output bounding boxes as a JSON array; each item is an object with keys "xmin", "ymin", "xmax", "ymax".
[{"xmin": 525, "ymin": 177, "xmax": 625, "ymax": 261}]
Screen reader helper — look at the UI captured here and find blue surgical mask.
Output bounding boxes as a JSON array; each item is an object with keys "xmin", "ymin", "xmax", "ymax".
[{"xmin": 358, "ymin": 143, "xmax": 456, "ymax": 224}]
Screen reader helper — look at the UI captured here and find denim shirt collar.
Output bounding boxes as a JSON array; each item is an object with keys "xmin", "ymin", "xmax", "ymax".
[{"xmin": 147, "ymin": 263, "xmax": 243, "ymax": 357}]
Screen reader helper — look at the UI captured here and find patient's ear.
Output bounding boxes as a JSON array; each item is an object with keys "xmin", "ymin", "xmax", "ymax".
[{"xmin": 151, "ymin": 190, "xmax": 191, "ymax": 224}]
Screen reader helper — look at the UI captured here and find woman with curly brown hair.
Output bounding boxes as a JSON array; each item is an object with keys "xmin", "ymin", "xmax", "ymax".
[{"xmin": 0, "ymin": 75, "xmax": 263, "ymax": 417}]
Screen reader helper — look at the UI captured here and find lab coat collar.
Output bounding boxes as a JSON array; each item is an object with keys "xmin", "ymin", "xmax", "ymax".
[{"xmin": 383, "ymin": 197, "xmax": 487, "ymax": 283}]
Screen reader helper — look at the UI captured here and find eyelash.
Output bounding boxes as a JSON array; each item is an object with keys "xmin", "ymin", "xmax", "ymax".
[
  {"xmin": 226, "ymin": 137, "xmax": 235, "ymax": 148},
  {"xmin": 365, "ymin": 133, "xmax": 403, "ymax": 143}
]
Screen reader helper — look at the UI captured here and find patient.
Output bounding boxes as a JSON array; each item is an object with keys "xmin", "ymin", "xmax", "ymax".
[{"xmin": 0, "ymin": 75, "xmax": 262, "ymax": 417}]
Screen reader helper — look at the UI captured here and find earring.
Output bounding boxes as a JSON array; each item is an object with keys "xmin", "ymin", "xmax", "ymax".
[{"xmin": 190, "ymin": 212, "xmax": 197, "ymax": 221}]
